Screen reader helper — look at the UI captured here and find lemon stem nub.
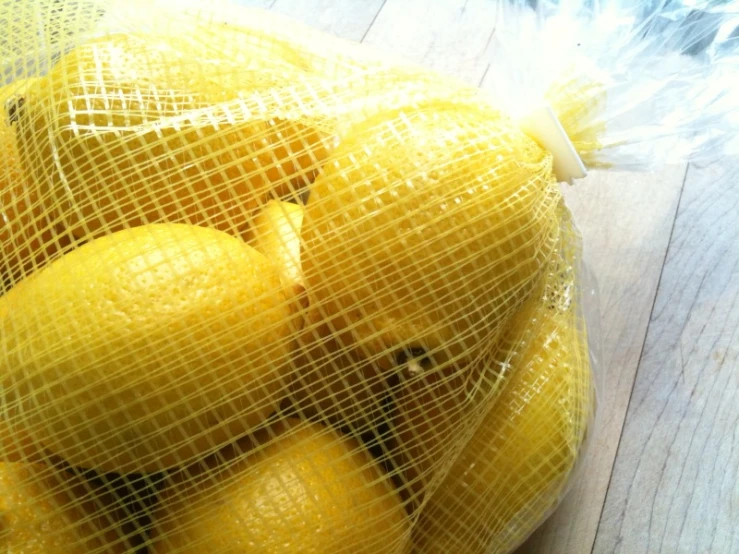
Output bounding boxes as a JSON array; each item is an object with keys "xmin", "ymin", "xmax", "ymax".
[{"xmin": 397, "ymin": 347, "xmax": 431, "ymax": 378}]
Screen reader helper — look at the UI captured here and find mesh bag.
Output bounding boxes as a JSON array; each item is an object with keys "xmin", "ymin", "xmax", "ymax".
[{"xmin": 1, "ymin": 1, "xmax": 737, "ymax": 553}]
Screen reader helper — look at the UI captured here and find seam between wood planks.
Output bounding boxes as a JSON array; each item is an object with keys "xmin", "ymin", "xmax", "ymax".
[
  {"xmin": 361, "ymin": 0, "xmax": 389, "ymax": 42},
  {"xmin": 478, "ymin": 63, "xmax": 491, "ymax": 87},
  {"xmin": 590, "ymin": 163, "xmax": 690, "ymax": 554}
]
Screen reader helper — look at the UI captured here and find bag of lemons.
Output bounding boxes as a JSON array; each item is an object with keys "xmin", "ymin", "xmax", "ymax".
[{"xmin": 1, "ymin": 0, "xmax": 736, "ymax": 552}]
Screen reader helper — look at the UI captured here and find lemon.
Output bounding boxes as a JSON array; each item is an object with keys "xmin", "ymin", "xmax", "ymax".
[
  {"xmin": 410, "ymin": 306, "xmax": 593, "ymax": 554},
  {"xmin": 394, "ymin": 212, "xmax": 595, "ymax": 553},
  {"xmin": 0, "ymin": 461, "xmax": 131, "ymax": 553},
  {"xmin": 208, "ymin": 7, "xmax": 391, "ymax": 78},
  {"xmin": 1, "ymin": 79, "xmax": 74, "ymax": 290},
  {"xmin": 288, "ymin": 317, "xmax": 391, "ymax": 435},
  {"xmin": 245, "ymin": 200, "xmax": 389, "ymax": 434},
  {"xmin": 1, "ymin": 223, "xmax": 298, "ymax": 473},
  {"xmin": 245, "ymin": 200, "xmax": 305, "ymax": 293},
  {"xmin": 0, "ymin": 418, "xmax": 48, "ymax": 465},
  {"xmin": 13, "ymin": 33, "xmax": 329, "ymax": 239},
  {"xmin": 302, "ymin": 99, "xmax": 560, "ymax": 375},
  {"xmin": 389, "ymin": 281, "xmax": 550, "ymax": 506},
  {"xmin": 149, "ymin": 419, "xmax": 411, "ymax": 554}
]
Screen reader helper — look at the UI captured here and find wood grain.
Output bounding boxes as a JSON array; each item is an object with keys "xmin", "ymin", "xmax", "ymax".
[
  {"xmin": 593, "ymin": 160, "xmax": 739, "ymax": 554},
  {"xmin": 232, "ymin": 0, "xmax": 275, "ymax": 10},
  {"xmin": 269, "ymin": 0, "xmax": 387, "ymax": 41},
  {"xmin": 363, "ymin": 0, "xmax": 498, "ymax": 85},
  {"xmin": 516, "ymin": 167, "xmax": 687, "ymax": 554}
]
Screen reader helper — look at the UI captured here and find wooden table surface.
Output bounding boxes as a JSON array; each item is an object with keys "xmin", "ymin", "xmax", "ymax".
[{"xmin": 236, "ymin": 2, "xmax": 739, "ymax": 552}]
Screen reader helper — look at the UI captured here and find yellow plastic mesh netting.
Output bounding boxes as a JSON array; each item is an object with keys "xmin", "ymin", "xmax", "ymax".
[{"xmin": 0, "ymin": 1, "xmax": 597, "ymax": 553}]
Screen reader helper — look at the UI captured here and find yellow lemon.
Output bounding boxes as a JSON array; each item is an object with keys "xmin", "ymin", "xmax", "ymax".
[
  {"xmin": 0, "ymin": 461, "xmax": 132, "ymax": 553},
  {"xmin": 410, "ymin": 304, "xmax": 593, "ymax": 553},
  {"xmin": 1, "ymin": 223, "xmax": 298, "ymax": 473},
  {"xmin": 13, "ymin": 33, "xmax": 329, "ymax": 239},
  {"xmin": 0, "ymin": 417, "xmax": 50, "ymax": 465},
  {"xmin": 205, "ymin": 7, "xmax": 392, "ymax": 77},
  {"xmin": 149, "ymin": 419, "xmax": 411, "ymax": 554},
  {"xmin": 246, "ymin": 200, "xmax": 390, "ymax": 435},
  {"xmin": 389, "ymin": 277, "xmax": 550, "ymax": 506},
  {"xmin": 394, "ymin": 212, "xmax": 595, "ymax": 553},
  {"xmin": 1, "ymin": 79, "xmax": 75, "ymax": 290},
  {"xmin": 245, "ymin": 199, "xmax": 305, "ymax": 294},
  {"xmin": 288, "ymin": 317, "xmax": 392, "ymax": 435},
  {"xmin": 301, "ymin": 99, "xmax": 561, "ymax": 376}
]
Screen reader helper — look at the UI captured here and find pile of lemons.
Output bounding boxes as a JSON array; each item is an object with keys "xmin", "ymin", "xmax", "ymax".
[{"xmin": 0, "ymin": 17, "xmax": 595, "ymax": 554}]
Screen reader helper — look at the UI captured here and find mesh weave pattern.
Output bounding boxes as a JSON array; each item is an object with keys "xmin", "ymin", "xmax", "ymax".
[{"xmin": 0, "ymin": 2, "xmax": 596, "ymax": 553}]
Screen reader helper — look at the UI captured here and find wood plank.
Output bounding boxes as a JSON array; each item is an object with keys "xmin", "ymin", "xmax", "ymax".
[
  {"xmin": 516, "ymin": 167, "xmax": 687, "ymax": 554},
  {"xmin": 362, "ymin": 0, "xmax": 498, "ymax": 85},
  {"xmin": 230, "ymin": 0, "xmax": 275, "ymax": 10},
  {"xmin": 593, "ymin": 160, "xmax": 739, "ymax": 554},
  {"xmin": 269, "ymin": 0, "xmax": 386, "ymax": 41},
  {"xmin": 231, "ymin": 0, "xmax": 384, "ymax": 41}
]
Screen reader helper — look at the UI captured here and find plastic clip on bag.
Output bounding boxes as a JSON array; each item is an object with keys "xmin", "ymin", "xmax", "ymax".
[{"xmin": 0, "ymin": 1, "xmax": 736, "ymax": 553}]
